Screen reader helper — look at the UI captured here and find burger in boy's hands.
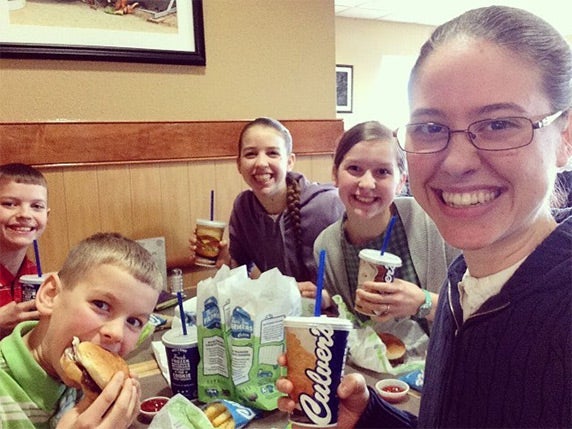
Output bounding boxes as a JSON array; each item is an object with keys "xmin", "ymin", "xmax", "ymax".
[{"xmin": 60, "ymin": 336, "xmax": 131, "ymax": 401}]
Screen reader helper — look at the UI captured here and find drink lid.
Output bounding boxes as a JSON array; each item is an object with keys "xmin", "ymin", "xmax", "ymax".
[
  {"xmin": 162, "ymin": 327, "xmax": 198, "ymax": 346},
  {"xmin": 283, "ymin": 316, "xmax": 353, "ymax": 331},
  {"xmin": 19, "ymin": 274, "xmax": 47, "ymax": 285},
  {"xmin": 358, "ymin": 249, "xmax": 402, "ymax": 267},
  {"xmin": 196, "ymin": 219, "xmax": 226, "ymax": 228}
]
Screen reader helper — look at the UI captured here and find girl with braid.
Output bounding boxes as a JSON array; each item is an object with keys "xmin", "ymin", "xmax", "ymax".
[{"xmin": 191, "ymin": 117, "xmax": 344, "ymax": 285}]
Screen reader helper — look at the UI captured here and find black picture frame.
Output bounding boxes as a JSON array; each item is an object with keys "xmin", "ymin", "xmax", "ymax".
[
  {"xmin": 0, "ymin": 0, "xmax": 205, "ymax": 66},
  {"xmin": 336, "ymin": 64, "xmax": 353, "ymax": 113}
]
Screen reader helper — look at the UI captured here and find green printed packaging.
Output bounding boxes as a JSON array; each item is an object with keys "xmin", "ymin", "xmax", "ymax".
[{"xmin": 197, "ymin": 265, "xmax": 301, "ymax": 409}]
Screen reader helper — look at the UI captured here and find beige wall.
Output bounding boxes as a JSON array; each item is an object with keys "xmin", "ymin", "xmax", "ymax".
[
  {"xmin": 0, "ymin": 0, "xmax": 336, "ymax": 122},
  {"xmin": 335, "ymin": 17, "xmax": 572, "ymax": 130},
  {"xmin": 335, "ymin": 17, "xmax": 433, "ymax": 129}
]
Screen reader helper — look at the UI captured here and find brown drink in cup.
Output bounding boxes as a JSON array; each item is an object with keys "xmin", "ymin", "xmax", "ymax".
[
  {"xmin": 356, "ymin": 249, "xmax": 402, "ymax": 316},
  {"xmin": 194, "ymin": 219, "xmax": 226, "ymax": 267},
  {"xmin": 284, "ymin": 316, "xmax": 352, "ymax": 428}
]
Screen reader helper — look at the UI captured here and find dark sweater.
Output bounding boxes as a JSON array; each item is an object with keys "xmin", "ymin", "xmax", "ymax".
[{"xmin": 357, "ymin": 216, "xmax": 572, "ymax": 428}]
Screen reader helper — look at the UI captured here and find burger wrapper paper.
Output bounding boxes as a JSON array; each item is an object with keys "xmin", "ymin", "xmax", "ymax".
[
  {"xmin": 148, "ymin": 393, "xmax": 213, "ymax": 429},
  {"xmin": 196, "ymin": 265, "xmax": 301, "ymax": 410},
  {"xmin": 148, "ymin": 395, "xmax": 258, "ymax": 429},
  {"xmin": 333, "ymin": 295, "xmax": 425, "ymax": 375}
]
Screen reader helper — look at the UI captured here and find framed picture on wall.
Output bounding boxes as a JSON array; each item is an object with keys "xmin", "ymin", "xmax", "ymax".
[
  {"xmin": 0, "ymin": 0, "xmax": 205, "ymax": 65},
  {"xmin": 336, "ymin": 64, "xmax": 353, "ymax": 113}
]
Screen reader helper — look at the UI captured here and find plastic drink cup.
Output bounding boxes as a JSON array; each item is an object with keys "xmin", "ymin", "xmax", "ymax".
[
  {"xmin": 162, "ymin": 328, "xmax": 199, "ymax": 400},
  {"xmin": 284, "ymin": 316, "xmax": 352, "ymax": 428},
  {"xmin": 194, "ymin": 219, "xmax": 226, "ymax": 267},
  {"xmin": 19, "ymin": 274, "xmax": 47, "ymax": 302},
  {"xmin": 356, "ymin": 249, "xmax": 402, "ymax": 316}
]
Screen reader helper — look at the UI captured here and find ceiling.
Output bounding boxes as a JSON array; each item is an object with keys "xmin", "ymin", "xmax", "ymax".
[{"xmin": 334, "ymin": 0, "xmax": 572, "ymax": 37}]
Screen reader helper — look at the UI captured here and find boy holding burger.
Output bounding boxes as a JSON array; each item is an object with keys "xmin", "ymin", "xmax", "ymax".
[{"xmin": 0, "ymin": 232, "xmax": 163, "ymax": 428}]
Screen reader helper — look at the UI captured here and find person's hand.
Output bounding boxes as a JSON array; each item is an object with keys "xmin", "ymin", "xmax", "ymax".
[
  {"xmin": 297, "ymin": 281, "xmax": 332, "ymax": 310},
  {"xmin": 57, "ymin": 372, "xmax": 140, "ymax": 429},
  {"xmin": 276, "ymin": 354, "xmax": 369, "ymax": 429},
  {"xmin": 355, "ymin": 279, "xmax": 430, "ymax": 322},
  {"xmin": 0, "ymin": 300, "xmax": 40, "ymax": 332},
  {"xmin": 214, "ymin": 240, "xmax": 231, "ymax": 268}
]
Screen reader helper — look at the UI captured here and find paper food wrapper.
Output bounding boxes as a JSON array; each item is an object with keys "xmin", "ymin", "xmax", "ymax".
[
  {"xmin": 149, "ymin": 394, "xmax": 259, "ymax": 429},
  {"xmin": 196, "ymin": 265, "xmax": 301, "ymax": 410},
  {"xmin": 148, "ymin": 394, "xmax": 213, "ymax": 429},
  {"xmin": 333, "ymin": 295, "xmax": 425, "ymax": 375}
]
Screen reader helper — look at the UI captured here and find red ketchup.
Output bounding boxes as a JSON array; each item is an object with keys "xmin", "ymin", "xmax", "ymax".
[
  {"xmin": 382, "ymin": 385, "xmax": 405, "ymax": 393},
  {"xmin": 141, "ymin": 397, "xmax": 168, "ymax": 413}
]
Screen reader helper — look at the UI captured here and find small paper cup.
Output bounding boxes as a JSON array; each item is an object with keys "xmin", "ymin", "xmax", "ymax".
[
  {"xmin": 139, "ymin": 396, "xmax": 169, "ymax": 420},
  {"xmin": 356, "ymin": 249, "xmax": 402, "ymax": 315},
  {"xmin": 375, "ymin": 378, "xmax": 409, "ymax": 403},
  {"xmin": 19, "ymin": 274, "xmax": 47, "ymax": 302}
]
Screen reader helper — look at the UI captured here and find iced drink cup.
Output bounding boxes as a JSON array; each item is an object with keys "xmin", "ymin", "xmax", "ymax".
[
  {"xmin": 356, "ymin": 249, "xmax": 402, "ymax": 316},
  {"xmin": 284, "ymin": 316, "xmax": 352, "ymax": 428},
  {"xmin": 162, "ymin": 328, "xmax": 199, "ymax": 400},
  {"xmin": 19, "ymin": 274, "xmax": 47, "ymax": 302},
  {"xmin": 194, "ymin": 219, "xmax": 226, "ymax": 267}
]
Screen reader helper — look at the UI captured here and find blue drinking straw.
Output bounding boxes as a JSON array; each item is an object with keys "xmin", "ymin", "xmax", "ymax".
[
  {"xmin": 380, "ymin": 215, "xmax": 397, "ymax": 255},
  {"xmin": 314, "ymin": 249, "xmax": 326, "ymax": 316},
  {"xmin": 172, "ymin": 269, "xmax": 187, "ymax": 336},
  {"xmin": 177, "ymin": 291, "xmax": 187, "ymax": 336},
  {"xmin": 33, "ymin": 239, "xmax": 43, "ymax": 277},
  {"xmin": 210, "ymin": 189, "xmax": 214, "ymax": 221}
]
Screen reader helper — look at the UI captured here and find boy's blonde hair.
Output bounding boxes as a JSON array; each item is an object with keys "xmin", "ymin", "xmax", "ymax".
[
  {"xmin": 0, "ymin": 163, "xmax": 48, "ymax": 188},
  {"xmin": 58, "ymin": 232, "xmax": 164, "ymax": 293}
]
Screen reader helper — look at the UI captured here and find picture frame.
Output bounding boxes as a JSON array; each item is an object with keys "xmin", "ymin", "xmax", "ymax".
[
  {"xmin": 0, "ymin": 0, "xmax": 205, "ymax": 65},
  {"xmin": 336, "ymin": 64, "xmax": 353, "ymax": 113}
]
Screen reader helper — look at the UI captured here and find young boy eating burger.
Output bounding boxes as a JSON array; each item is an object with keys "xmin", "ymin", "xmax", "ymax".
[{"xmin": 0, "ymin": 232, "xmax": 163, "ymax": 428}]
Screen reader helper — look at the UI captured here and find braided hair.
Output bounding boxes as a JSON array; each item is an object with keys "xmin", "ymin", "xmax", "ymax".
[{"xmin": 286, "ymin": 172, "xmax": 307, "ymax": 277}]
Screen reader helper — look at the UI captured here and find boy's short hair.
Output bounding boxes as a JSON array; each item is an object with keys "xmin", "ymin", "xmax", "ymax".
[
  {"xmin": 58, "ymin": 232, "xmax": 164, "ymax": 293},
  {"xmin": 0, "ymin": 163, "xmax": 48, "ymax": 188}
]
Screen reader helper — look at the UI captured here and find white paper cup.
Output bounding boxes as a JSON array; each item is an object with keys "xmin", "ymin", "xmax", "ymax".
[
  {"xmin": 356, "ymin": 249, "xmax": 402, "ymax": 315},
  {"xmin": 284, "ymin": 316, "xmax": 352, "ymax": 428},
  {"xmin": 19, "ymin": 274, "xmax": 46, "ymax": 302},
  {"xmin": 194, "ymin": 219, "xmax": 226, "ymax": 267}
]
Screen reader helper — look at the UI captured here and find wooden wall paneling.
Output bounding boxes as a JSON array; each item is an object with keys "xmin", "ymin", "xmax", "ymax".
[
  {"xmin": 63, "ymin": 167, "xmax": 102, "ymax": 248},
  {"xmin": 213, "ymin": 159, "xmax": 243, "ymax": 233},
  {"xmin": 158, "ymin": 163, "xmax": 193, "ymax": 264},
  {"xmin": 186, "ymin": 160, "xmax": 217, "ymax": 226},
  {"xmin": 36, "ymin": 168, "xmax": 69, "ymax": 272},
  {"xmin": 293, "ymin": 157, "xmax": 313, "ymax": 181},
  {"xmin": 97, "ymin": 165, "xmax": 134, "ymax": 238},
  {"xmin": 0, "ymin": 120, "xmax": 343, "ymax": 166},
  {"xmin": 311, "ymin": 155, "xmax": 335, "ymax": 183},
  {"xmin": 129, "ymin": 164, "xmax": 163, "ymax": 239}
]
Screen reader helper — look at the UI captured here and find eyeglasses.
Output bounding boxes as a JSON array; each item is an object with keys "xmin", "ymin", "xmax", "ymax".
[{"xmin": 393, "ymin": 111, "xmax": 564, "ymax": 154}]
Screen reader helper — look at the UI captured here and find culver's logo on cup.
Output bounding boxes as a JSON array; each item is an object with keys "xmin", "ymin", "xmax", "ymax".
[{"xmin": 284, "ymin": 316, "xmax": 352, "ymax": 428}]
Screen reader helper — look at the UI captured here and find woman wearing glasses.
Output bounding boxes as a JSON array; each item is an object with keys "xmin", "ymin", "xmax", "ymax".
[{"xmin": 277, "ymin": 6, "xmax": 571, "ymax": 428}]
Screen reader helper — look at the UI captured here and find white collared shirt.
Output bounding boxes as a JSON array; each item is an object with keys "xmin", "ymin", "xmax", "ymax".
[{"xmin": 458, "ymin": 258, "xmax": 526, "ymax": 321}]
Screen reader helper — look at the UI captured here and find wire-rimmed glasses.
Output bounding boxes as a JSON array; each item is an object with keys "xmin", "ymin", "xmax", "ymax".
[{"xmin": 394, "ymin": 111, "xmax": 564, "ymax": 154}]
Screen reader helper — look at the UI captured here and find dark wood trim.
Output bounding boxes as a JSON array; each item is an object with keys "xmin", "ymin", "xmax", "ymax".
[{"xmin": 0, "ymin": 119, "xmax": 343, "ymax": 167}]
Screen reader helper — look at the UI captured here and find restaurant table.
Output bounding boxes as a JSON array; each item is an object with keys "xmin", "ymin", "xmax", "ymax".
[{"xmin": 127, "ymin": 327, "xmax": 421, "ymax": 428}]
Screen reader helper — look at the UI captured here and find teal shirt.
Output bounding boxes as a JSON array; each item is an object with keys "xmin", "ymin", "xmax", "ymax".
[{"xmin": 0, "ymin": 321, "xmax": 78, "ymax": 428}]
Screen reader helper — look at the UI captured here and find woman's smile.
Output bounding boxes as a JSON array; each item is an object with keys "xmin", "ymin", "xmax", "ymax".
[{"xmin": 439, "ymin": 188, "xmax": 501, "ymax": 208}]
